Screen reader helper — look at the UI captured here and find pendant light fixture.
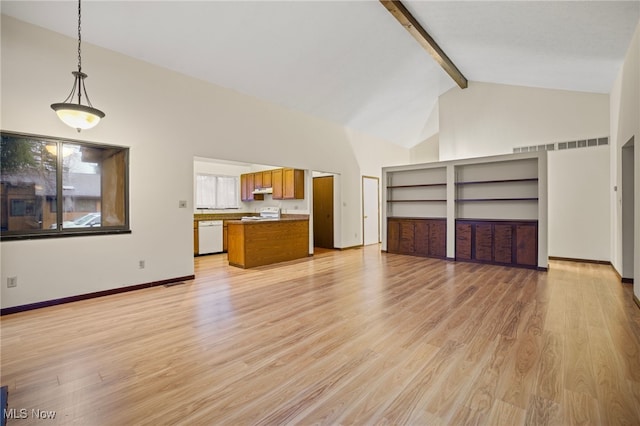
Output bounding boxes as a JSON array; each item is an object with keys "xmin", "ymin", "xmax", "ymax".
[{"xmin": 51, "ymin": 0, "xmax": 105, "ymax": 132}]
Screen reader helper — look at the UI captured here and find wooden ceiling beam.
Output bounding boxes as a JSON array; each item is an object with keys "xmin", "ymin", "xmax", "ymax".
[{"xmin": 380, "ymin": 0, "xmax": 468, "ymax": 89}]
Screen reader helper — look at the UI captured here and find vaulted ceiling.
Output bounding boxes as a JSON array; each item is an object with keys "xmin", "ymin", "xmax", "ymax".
[{"xmin": 2, "ymin": 1, "xmax": 639, "ymax": 148}]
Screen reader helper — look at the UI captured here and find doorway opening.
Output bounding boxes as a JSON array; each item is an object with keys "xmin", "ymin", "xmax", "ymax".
[
  {"xmin": 313, "ymin": 173, "xmax": 335, "ymax": 250},
  {"xmin": 622, "ymin": 136, "xmax": 635, "ymax": 281},
  {"xmin": 362, "ymin": 176, "xmax": 380, "ymax": 246}
]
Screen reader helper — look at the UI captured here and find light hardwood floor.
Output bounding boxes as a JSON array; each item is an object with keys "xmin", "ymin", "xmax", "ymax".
[{"xmin": 1, "ymin": 246, "xmax": 639, "ymax": 425}]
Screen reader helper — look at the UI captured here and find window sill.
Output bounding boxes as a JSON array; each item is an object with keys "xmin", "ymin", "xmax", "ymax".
[{"xmin": 1, "ymin": 229, "xmax": 132, "ymax": 242}]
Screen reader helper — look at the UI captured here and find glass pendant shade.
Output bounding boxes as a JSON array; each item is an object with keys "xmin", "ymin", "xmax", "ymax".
[
  {"xmin": 51, "ymin": 102, "xmax": 104, "ymax": 131},
  {"xmin": 51, "ymin": 71, "xmax": 105, "ymax": 132}
]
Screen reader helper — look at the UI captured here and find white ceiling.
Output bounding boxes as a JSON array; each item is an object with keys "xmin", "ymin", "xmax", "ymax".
[{"xmin": 2, "ymin": 1, "xmax": 639, "ymax": 148}]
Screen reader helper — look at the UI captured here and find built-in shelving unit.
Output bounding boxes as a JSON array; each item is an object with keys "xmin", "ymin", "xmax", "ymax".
[
  {"xmin": 382, "ymin": 152, "xmax": 548, "ymax": 269},
  {"xmin": 386, "ymin": 167, "xmax": 447, "ymax": 219},
  {"xmin": 455, "ymin": 158, "xmax": 539, "ymax": 221},
  {"xmin": 385, "ymin": 167, "xmax": 447, "ymax": 259}
]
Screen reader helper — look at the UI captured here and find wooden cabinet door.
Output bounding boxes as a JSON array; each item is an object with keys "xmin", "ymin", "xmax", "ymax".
[
  {"xmin": 475, "ymin": 224, "xmax": 493, "ymax": 262},
  {"xmin": 516, "ymin": 224, "xmax": 537, "ymax": 266},
  {"xmin": 262, "ymin": 171, "xmax": 272, "ymax": 188},
  {"xmin": 414, "ymin": 220, "xmax": 429, "ymax": 256},
  {"xmin": 282, "ymin": 169, "xmax": 304, "ymax": 199},
  {"xmin": 294, "ymin": 169, "xmax": 305, "ymax": 199},
  {"xmin": 387, "ymin": 219, "xmax": 400, "ymax": 253},
  {"xmin": 272, "ymin": 169, "xmax": 283, "ymax": 199},
  {"xmin": 240, "ymin": 174, "xmax": 249, "ymax": 201},
  {"xmin": 456, "ymin": 223, "xmax": 472, "ymax": 260},
  {"xmin": 245, "ymin": 173, "xmax": 255, "ymax": 201},
  {"xmin": 254, "ymin": 172, "xmax": 263, "ymax": 189},
  {"xmin": 428, "ymin": 220, "xmax": 446, "ymax": 258},
  {"xmin": 494, "ymin": 224, "xmax": 513, "ymax": 264},
  {"xmin": 283, "ymin": 168, "xmax": 295, "ymax": 199},
  {"xmin": 398, "ymin": 221, "xmax": 415, "ymax": 254}
]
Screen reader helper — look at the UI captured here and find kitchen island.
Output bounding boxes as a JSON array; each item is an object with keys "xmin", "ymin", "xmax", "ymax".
[{"xmin": 226, "ymin": 217, "xmax": 309, "ymax": 268}]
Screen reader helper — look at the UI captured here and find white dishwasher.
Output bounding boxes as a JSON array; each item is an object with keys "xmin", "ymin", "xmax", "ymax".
[{"xmin": 198, "ymin": 220, "xmax": 223, "ymax": 255}]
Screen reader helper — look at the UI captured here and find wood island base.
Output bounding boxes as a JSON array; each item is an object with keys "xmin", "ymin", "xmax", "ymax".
[{"xmin": 227, "ymin": 218, "xmax": 309, "ymax": 268}]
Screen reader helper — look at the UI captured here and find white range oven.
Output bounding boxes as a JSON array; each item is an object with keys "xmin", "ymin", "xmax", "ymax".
[{"xmin": 241, "ymin": 207, "xmax": 281, "ymax": 221}]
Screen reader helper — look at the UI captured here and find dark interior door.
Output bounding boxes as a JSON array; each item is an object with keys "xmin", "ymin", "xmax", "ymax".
[{"xmin": 313, "ymin": 176, "xmax": 334, "ymax": 249}]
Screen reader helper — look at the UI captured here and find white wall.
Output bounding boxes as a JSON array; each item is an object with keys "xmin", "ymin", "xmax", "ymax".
[
  {"xmin": 439, "ymin": 81, "xmax": 610, "ymax": 161},
  {"xmin": 0, "ymin": 16, "xmax": 409, "ymax": 309},
  {"xmin": 346, "ymin": 128, "xmax": 409, "ymax": 245},
  {"xmin": 610, "ymin": 21, "xmax": 640, "ymax": 300},
  {"xmin": 548, "ymin": 145, "xmax": 611, "ymax": 261},
  {"xmin": 410, "ymin": 133, "xmax": 439, "ymax": 164}
]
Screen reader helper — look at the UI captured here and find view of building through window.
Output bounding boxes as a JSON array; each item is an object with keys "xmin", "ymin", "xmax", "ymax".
[{"xmin": 0, "ymin": 132, "xmax": 129, "ymax": 238}]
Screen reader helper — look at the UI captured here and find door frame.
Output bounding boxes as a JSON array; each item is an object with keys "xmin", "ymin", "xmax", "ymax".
[{"xmin": 622, "ymin": 136, "xmax": 635, "ymax": 281}]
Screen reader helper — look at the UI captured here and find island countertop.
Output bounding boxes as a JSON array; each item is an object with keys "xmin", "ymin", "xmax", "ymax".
[
  {"xmin": 227, "ymin": 218, "xmax": 310, "ymax": 268},
  {"xmin": 225, "ymin": 216, "xmax": 309, "ymax": 225}
]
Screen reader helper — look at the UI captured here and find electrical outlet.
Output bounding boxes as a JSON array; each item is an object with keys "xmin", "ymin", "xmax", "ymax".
[
  {"xmin": 7, "ymin": 277, "xmax": 17, "ymax": 288},
  {"xmin": 139, "ymin": 260, "xmax": 145, "ymax": 269}
]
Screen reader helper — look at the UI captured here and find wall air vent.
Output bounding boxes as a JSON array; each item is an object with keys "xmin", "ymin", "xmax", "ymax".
[{"xmin": 514, "ymin": 137, "xmax": 608, "ymax": 154}]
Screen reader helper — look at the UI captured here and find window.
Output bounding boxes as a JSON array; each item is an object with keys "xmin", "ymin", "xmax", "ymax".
[
  {"xmin": 1, "ymin": 132, "xmax": 129, "ymax": 239},
  {"xmin": 10, "ymin": 199, "xmax": 35, "ymax": 216},
  {"xmin": 196, "ymin": 174, "xmax": 239, "ymax": 209}
]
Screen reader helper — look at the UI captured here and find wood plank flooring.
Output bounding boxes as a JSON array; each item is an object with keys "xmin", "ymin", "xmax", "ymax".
[{"xmin": 1, "ymin": 246, "xmax": 639, "ymax": 425}]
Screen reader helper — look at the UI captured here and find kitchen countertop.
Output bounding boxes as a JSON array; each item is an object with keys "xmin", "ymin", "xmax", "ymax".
[
  {"xmin": 226, "ymin": 217, "xmax": 309, "ymax": 224},
  {"xmin": 194, "ymin": 213, "xmax": 256, "ymax": 221},
  {"xmin": 196, "ymin": 213, "xmax": 309, "ymax": 222}
]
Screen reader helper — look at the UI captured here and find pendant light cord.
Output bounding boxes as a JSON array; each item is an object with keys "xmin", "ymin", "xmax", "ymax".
[
  {"xmin": 77, "ymin": 0, "xmax": 82, "ymax": 73},
  {"xmin": 50, "ymin": 0, "xmax": 105, "ymax": 130}
]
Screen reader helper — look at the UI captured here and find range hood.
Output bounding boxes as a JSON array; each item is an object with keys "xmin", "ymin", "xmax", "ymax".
[{"xmin": 252, "ymin": 187, "xmax": 273, "ymax": 195}]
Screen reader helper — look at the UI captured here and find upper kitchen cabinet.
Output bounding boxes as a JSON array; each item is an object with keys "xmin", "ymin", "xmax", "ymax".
[
  {"xmin": 241, "ymin": 173, "xmax": 265, "ymax": 201},
  {"xmin": 254, "ymin": 172, "xmax": 263, "ymax": 190},
  {"xmin": 240, "ymin": 173, "xmax": 253, "ymax": 201},
  {"xmin": 284, "ymin": 169, "xmax": 304, "ymax": 199},
  {"xmin": 261, "ymin": 170, "xmax": 272, "ymax": 189},
  {"xmin": 273, "ymin": 168, "xmax": 304, "ymax": 200},
  {"xmin": 241, "ymin": 168, "xmax": 304, "ymax": 201},
  {"xmin": 253, "ymin": 170, "xmax": 273, "ymax": 190},
  {"xmin": 272, "ymin": 169, "xmax": 283, "ymax": 199}
]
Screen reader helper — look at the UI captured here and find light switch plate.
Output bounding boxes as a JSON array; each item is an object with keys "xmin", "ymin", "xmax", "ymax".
[{"xmin": 178, "ymin": 200, "xmax": 187, "ymax": 208}]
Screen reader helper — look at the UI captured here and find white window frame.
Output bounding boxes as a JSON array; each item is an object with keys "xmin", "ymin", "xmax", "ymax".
[{"xmin": 196, "ymin": 173, "xmax": 239, "ymax": 209}]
